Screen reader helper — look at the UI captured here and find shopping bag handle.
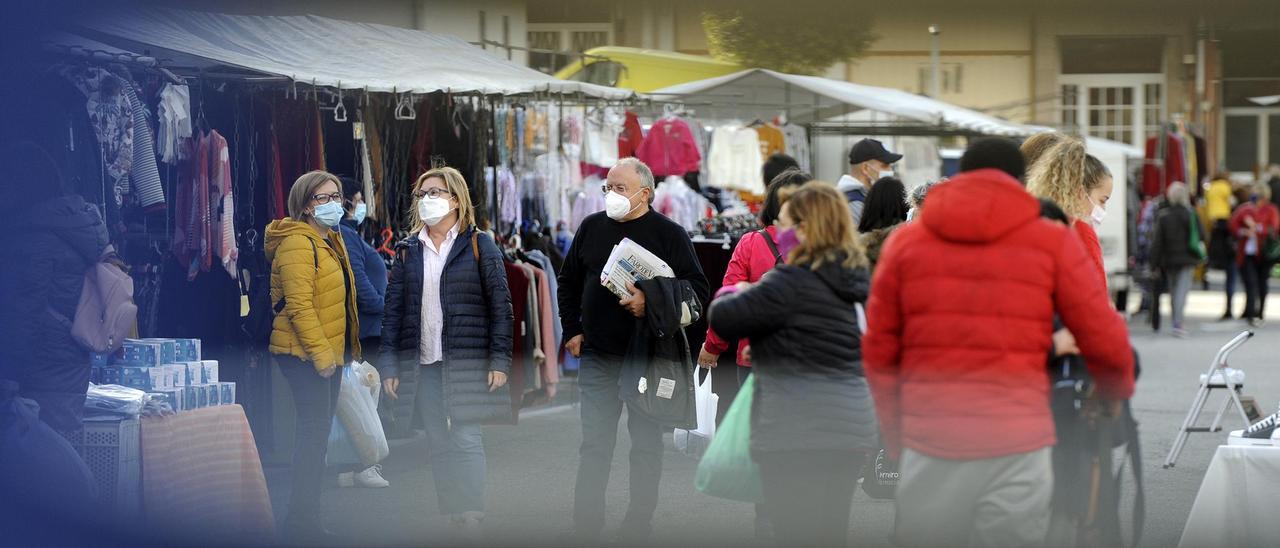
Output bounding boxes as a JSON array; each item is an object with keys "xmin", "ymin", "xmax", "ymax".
[{"xmin": 693, "ymin": 362, "xmax": 713, "ymax": 393}]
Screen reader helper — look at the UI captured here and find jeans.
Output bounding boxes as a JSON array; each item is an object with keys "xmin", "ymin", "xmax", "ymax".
[
  {"xmin": 757, "ymin": 450, "xmax": 864, "ymax": 547},
  {"xmin": 277, "ymin": 355, "xmax": 341, "ymax": 526},
  {"xmin": 417, "ymin": 362, "xmax": 486, "ymax": 516},
  {"xmin": 1242, "ymin": 256, "xmax": 1271, "ymax": 320},
  {"xmin": 1166, "ymin": 266, "xmax": 1194, "ymax": 329},
  {"xmin": 573, "ymin": 350, "xmax": 664, "ymax": 537},
  {"xmin": 895, "ymin": 447, "xmax": 1052, "ymax": 548}
]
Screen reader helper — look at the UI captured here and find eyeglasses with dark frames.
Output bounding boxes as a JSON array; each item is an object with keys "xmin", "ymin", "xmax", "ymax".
[{"xmin": 413, "ymin": 188, "xmax": 454, "ymax": 199}]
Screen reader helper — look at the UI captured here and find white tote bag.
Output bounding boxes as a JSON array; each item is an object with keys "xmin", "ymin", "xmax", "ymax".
[{"xmin": 674, "ymin": 365, "xmax": 718, "ymax": 456}]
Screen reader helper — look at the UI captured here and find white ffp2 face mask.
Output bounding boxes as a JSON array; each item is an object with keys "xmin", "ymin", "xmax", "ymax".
[
  {"xmin": 418, "ymin": 197, "xmax": 454, "ymax": 227},
  {"xmin": 1089, "ymin": 203, "xmax": 1107, "ymax": 228},
  {"xmin": 605, "ymin": 189, "xmax": 643, "ymax": 220}
]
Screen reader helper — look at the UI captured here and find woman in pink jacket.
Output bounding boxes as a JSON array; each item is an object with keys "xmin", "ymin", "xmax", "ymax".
[{"xmin": 698, "ymin": 167, "xmax": 812, "ymax": 377}]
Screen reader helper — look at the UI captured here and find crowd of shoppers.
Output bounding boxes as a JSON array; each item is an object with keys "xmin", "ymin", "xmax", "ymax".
[{"xmin": 35, "ymin": 129, "xmax": 1246, "ymax": 545}]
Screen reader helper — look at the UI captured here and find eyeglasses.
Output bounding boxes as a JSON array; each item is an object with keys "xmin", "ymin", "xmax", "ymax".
[
  {"xmin": 311, "ymin": 193, "xmax": 343, "ymax": 205},
  {"xmin": 601, "ymin": 184, "xmax": 636, "ymax": 195},
  {"xmin": 413, "ymin": 188, "xmax": 454, "ymax": 199}
]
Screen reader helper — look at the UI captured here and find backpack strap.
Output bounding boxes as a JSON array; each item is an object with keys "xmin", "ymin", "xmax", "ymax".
[
  {"xmin": 273, "ymin": 238, "xmax": 319, "ymax": 314},
  {"xmin": 759, "ymin": 229, "xmax": 783, "ymax": 265},
  {"xmin": 471, "ymin": 232, "xmax": 480, "ymax": 262}
]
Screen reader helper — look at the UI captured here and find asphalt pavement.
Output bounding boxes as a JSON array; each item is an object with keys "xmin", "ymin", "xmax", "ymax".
[{"xmin": 265, "ymin": 287, "xmax": 1280, "ymax": 547}]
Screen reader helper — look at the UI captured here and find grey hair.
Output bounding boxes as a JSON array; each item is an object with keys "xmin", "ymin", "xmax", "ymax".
[
  {"xmin": 909, "ymin": 178, "xmax": 944, "ymax": 209},
  {"xmin": 1166, "ymin": 181, "xmax": 1191, "ymax": 207},
  {"xmin": 615, "ymin": 157, "xmax": 656, "ymax": 203}
]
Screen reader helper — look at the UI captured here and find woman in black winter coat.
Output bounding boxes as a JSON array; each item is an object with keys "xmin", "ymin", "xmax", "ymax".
[
  {"xmin": 708, "ymin": 181, "xmax": 878, "ymax": 548},
  {"xmin": 1149, "ymin": 182, "xmax": 1204, "ymax": 337},
  {"xmin": 0, "ymin": 142, "xmax": 110, "ymax": 431},
  {"xmin": 379, "ymin": 167, "xmax": 513, "ymax": 535}
]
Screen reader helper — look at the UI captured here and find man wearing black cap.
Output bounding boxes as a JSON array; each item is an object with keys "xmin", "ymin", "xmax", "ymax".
[{"xmin": 837, "ymin": 138, "xmax": 902, "ymax": 228}]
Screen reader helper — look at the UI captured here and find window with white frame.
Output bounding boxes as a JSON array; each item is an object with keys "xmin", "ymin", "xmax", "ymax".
[
  {"xmin": 1059, "ymin": 74, "xmax": 1164, "ymax": 147},
  {"xmin": 527, "ymin": 23, "xmax": 612, "ymax": 74}
]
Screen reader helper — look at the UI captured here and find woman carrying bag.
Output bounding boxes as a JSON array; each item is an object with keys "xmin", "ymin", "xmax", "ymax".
[
  {"xmin": 1148, "ymin": 182, "xmax": 1204, "ymax": 337},
  {"xmin": 264, "ymin": 170, "xmax": 362, "ymax": 541},
  {"xmin": 707, "ymin": 181, "xmax": 879, "ymax": 547},
  {"xmin": 379, "ymin": 167, "xmax": 514, "ymax": 537}
]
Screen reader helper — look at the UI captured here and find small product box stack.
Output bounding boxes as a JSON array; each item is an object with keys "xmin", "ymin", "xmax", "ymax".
[{"xmin": 91, "ymin": 338, "xmax": 236, "ymax": 412}]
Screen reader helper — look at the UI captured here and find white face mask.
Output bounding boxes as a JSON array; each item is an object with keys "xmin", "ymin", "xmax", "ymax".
[
  {"xmin": 418, "ymin": 196, "xmax": 454, "ymax": 227},
  {"xmin": 1089, "ymin": 203, "xmax": 1107, "ymax": 228},
  {"xmin": 352, "ymin": 203, "xmax": 368, "ymax": 225},
  {"xmin": 878, "ymin": 170, "xmax": 896, "ymax": 180},
  {"xmin": 605, "ymin": 189, "xmax": 644, "ymax": 221}
]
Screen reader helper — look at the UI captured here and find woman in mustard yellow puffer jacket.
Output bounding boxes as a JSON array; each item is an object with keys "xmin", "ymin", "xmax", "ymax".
[{"xmin": 264, "ymin": 170, "xmax": 361, "ymax": 541}]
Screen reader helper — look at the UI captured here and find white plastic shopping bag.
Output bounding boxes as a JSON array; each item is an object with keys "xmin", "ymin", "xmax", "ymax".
[
  {"xmin": 674, "ymin": 366, "xmax": 718, "ymax": 456},
  {"xmin": 333, "ymin": 361, "xmax": 389, "ymax": 466}
]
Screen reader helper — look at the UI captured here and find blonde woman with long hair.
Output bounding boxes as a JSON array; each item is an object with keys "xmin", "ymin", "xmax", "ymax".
[
  {"xmin": 708, "ymin": 181, "xmax": 879, "ymax": 546},
  {"xmin": 378, "ymin": 167, "xmax": 513, "ymax": 537},
  {"xmin": 1027, "ymin": 138, "xmax": 1114, "ymax": 286}
]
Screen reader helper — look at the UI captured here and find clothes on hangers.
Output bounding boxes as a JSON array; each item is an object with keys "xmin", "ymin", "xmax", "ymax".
[
  {"xmin": 782, "ymin": 124, "xmax": 811, "ymax": 172},
  {"xmin": 60, "ymin": 65, "xmax": 135, "ymax": 206},
  {"xmin": 754, "ymin": 124, "xmax": 786, "ymax": 158},
  {"xmin": 636, "ymin": 117, "xmax": 702, "ymax": 178},
  {"xmin": 618, "ymin": 110, "xmax": 644, "ymax": 159},
  {"xmin": 707, "ymin": 126, "xmax": 765, "ymax": 195},
  {"xmin": 654, "ymin": 176, "xmax": 714, "ymax": 231},
  {"xmin": 156, "ymin": 83, "xmax": 192, "ymax": 165},
  {"xmin": 570, "ymin": 175, "xmax": 607, "ymax": 231},
  {"xmin": 173, "ymin": 135, "xmax": 208, "ymax": 280},
  {"xmin": 123, "ymin": 81, "xmax": 166, "ymax": 209},
  {"xmin": 1143, "ymin": 131, "xmax": 1187, "ymax": 198},
  {"xmin": 583, "ymin": 107, "xmax": 624, "ymax": 167},
  {"xmin": 358, "ymin": 110, "xmax": 377, "ymax": 220},
  {"xmin": 208, "ymin": 130, "xmax": 238, "ymax": 279}
]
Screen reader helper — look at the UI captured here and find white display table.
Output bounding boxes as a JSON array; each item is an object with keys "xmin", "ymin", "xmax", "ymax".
[{"xmin": 1179, "ymin": 444, "xmax": 1280, "ymax": 548}]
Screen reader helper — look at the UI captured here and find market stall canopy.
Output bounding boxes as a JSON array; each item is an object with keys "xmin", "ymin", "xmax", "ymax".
[
  {"xmin": 69, "ymin": 7, "xmax": 634, "ymax": 99},
  {"xmin": 654, "ymin": 68, "xmax": 1037, "ymax": 137}
]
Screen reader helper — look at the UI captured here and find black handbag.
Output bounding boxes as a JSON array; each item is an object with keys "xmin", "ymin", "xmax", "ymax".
[{"xmin": 861, "ymin": 447, "xmax": 899, "ymax": 500}]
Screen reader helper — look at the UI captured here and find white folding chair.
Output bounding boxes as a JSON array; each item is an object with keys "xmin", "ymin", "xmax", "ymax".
[{"xmin": 1163, "ymin": 330, "xmax": 1255, "ymax": 469}]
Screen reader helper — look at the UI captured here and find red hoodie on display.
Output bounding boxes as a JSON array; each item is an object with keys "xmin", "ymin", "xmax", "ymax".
[{"xmin": 863, "ymin": 169, "xmax": 1135, "ymax": 460}]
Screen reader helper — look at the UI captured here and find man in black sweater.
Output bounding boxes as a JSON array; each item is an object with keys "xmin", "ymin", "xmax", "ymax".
[{"xmin": 559, "ymin": 158, "xmax": 709, "ymax": 542}]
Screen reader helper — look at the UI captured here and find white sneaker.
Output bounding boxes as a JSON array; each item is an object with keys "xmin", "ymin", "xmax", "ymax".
[
  {"xmin": 451, "ymin": 512, "xmax": 484, "ymax": 543},
  {"xmin": 353, "ymin": 464, "xmax": 390, "ymax": 488}
]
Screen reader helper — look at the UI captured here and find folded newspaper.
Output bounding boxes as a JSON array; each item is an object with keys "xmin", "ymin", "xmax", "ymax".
[{"xmin": 600, "ymin": 238, "xmax": 675, "ymax": 299}]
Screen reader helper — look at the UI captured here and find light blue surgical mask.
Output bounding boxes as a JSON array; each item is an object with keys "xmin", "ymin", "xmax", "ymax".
[
  {"xmin": 352, "ymin": 203, "xmax": 368, "ymax": 225},
  {"xmin": 313, "ymin": 201, "xmax": 344, "ymax": 229}
]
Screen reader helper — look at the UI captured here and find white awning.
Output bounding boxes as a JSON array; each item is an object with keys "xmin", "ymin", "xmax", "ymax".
[
  {"xmin": 71, "ymin": 8, "xmax": 634, "ymax": 99},
  {"xmin": 655, "ymin": 68, "xmax": 1141, "ymax": 158},
  {"xmin": 654, "ymin": 69, "xmax": 1032, "ymax": 136}
]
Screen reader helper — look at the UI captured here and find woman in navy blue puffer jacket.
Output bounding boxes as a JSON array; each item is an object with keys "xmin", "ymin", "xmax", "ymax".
[{"xmin": 379, "ymin": 167, "xmax": 513, "ymax": 533}]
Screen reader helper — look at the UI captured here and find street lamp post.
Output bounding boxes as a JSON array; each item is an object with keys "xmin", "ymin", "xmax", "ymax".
[{"xmin": 929, "ymin": 24, "xmax": 941, "ymax": 98}]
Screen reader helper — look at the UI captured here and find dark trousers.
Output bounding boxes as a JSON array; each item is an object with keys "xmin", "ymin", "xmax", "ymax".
[
  {"xmin": 573, "ymin": 350, "xmax": 664, "ymax": 537},
  {"xmin": 277, "ymin": 355, "xmax": 341, "ymax": 526},
  {"xmin": 1242, "ymin": 255, "xmax": 1272, "ymax": 320},
  {"xmin": 757, "ymin": 450, "xmax": 866, "ymax": 548},
  {"xmin": 1226, "ymin": 261, "xmax": 1240, "ymax": 315},
  {"xmin": 417, "ymin": 362, "xmax": 487, "ymax": 516}
]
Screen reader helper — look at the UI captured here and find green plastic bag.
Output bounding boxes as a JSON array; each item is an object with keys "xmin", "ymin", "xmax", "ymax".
[{"xmin": 694, "ymin": 374, "xmax": 765, "ymax": 503}]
